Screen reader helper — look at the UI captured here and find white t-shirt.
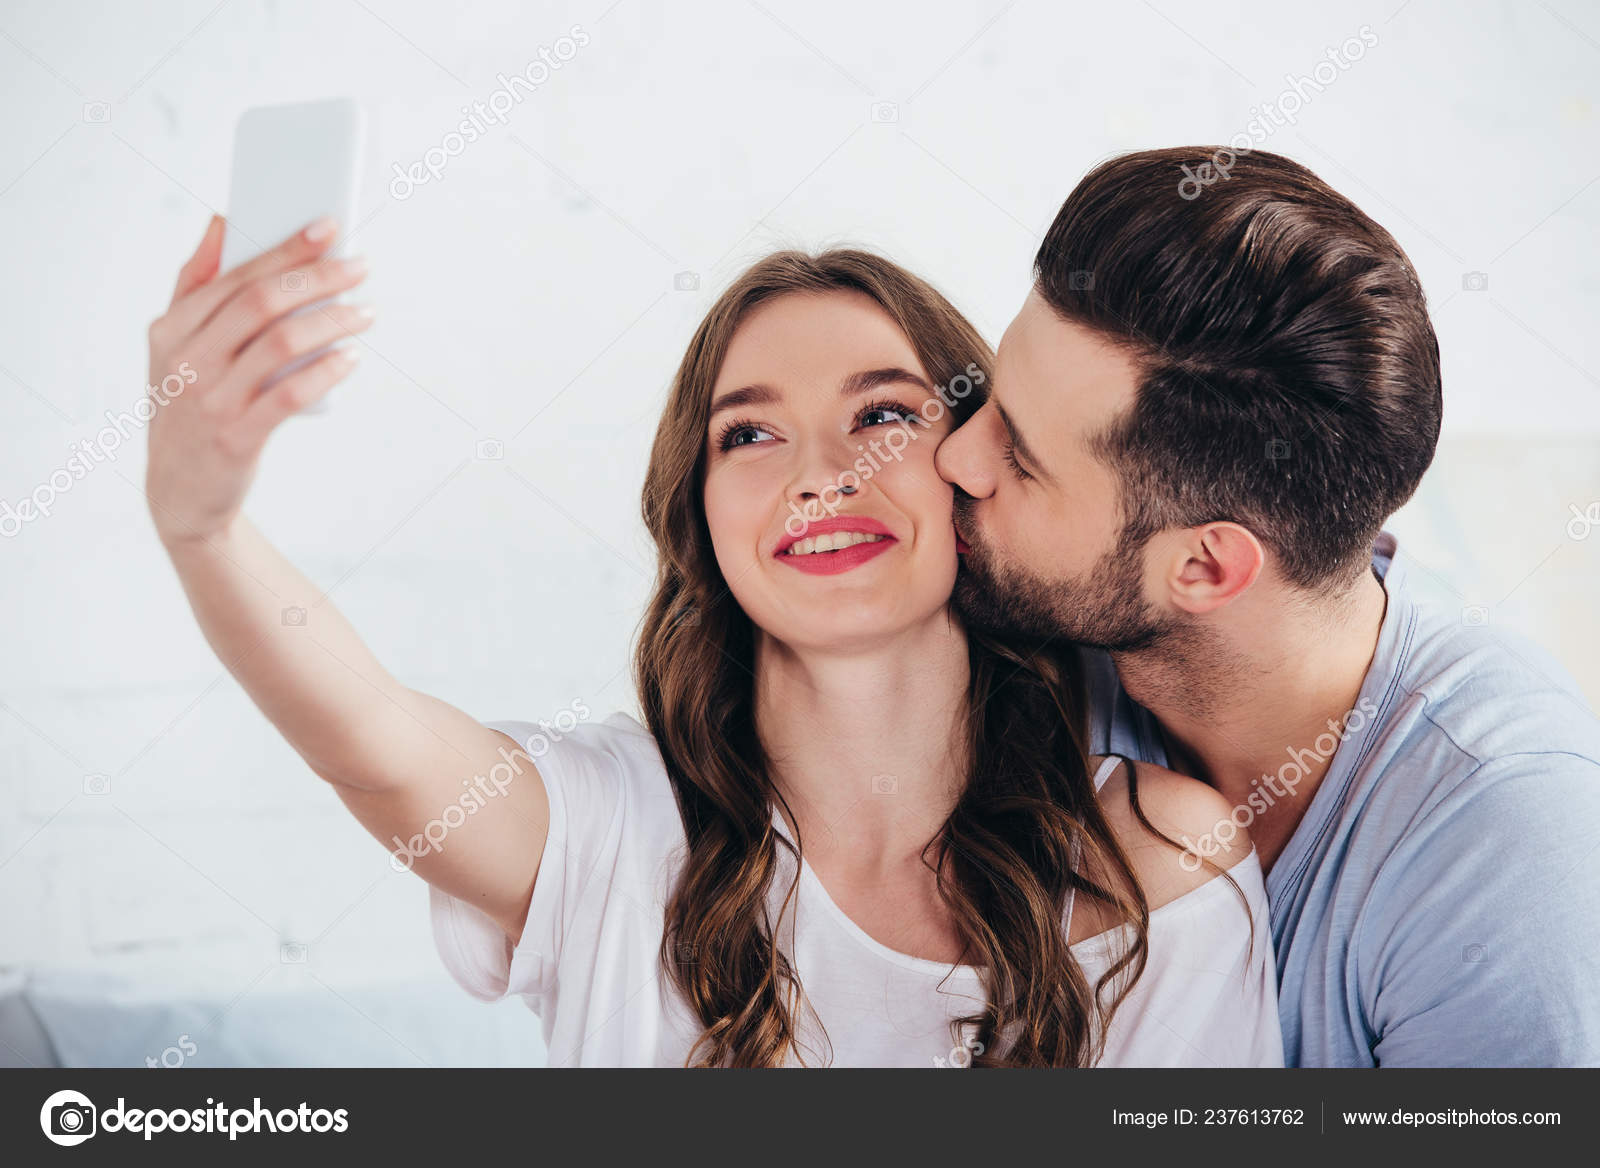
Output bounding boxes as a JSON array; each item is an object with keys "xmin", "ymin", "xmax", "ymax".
[{"xmin": 430, "ymin": 712, "xmax": 1284, "ymax": 1067}]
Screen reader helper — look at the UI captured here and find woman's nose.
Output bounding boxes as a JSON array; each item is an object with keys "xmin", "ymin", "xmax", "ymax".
[{"xmin": 785, "ymin": 434, "xmax": 868, "ymax": 510}]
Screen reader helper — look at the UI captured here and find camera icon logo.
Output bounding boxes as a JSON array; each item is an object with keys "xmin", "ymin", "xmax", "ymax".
[
  {"xmin": 82, "ymin": 773, "xmax": 111, "ymax": 796},
  {"xmin": 474, "ymin": 438, "xmax": 504, "ymax": 461},
  {"xmin": 1266, "ymin": 438, "xmax": 1291, "ymax": 461},
  {"xmin": 40, "ymin": 1089, "xmax": 97, "ymax": 1146},
  {"xmin": 673, "ymin": 271, "xmax": 700, "ymax": 292},
  {"xmin": 280, "ymin": 271, "xmax": 309, "ymax": 292},
  {"xmin": 1462, "ymin": 943, "xmax": 1488, "ymax": 963},
  {"xmin": 280, "ymin": 942, "xmax": 308, "ymax": 964},
  {"xmin": 1067, "ymin": 269, "xmax": 1094, "ymax": 292},
  {"xmin": 281, "ymin": 605, "xmax": 307, "ymax": 627},
  {"xmin": 1461, "ymin": 271, "xmax": 1489, "ymax": 292},
  {"xmin": 82, "ymin": 102, "xmax": 111, "ymax": 123},
  {"xmin": 1461, "ymin": 605, "xmax": 1489, "ymax": 627},
  {"xmin": 870, "ymin": 773, "xmax": 898, "ymax": 795},
  {"xmin": 870, "ymin": 101, "xmax": 899, "ymax": 123}
]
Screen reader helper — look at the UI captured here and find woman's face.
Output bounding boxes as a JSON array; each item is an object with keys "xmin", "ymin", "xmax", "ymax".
[{"xmin": 702, "ymin": 289, "xmax": 963, "ymax": 652}]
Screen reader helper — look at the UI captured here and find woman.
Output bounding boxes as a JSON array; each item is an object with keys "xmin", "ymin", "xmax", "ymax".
[{"xmin": 144, "ymin": 215, "xmax": 1281, "ymax": 1067}]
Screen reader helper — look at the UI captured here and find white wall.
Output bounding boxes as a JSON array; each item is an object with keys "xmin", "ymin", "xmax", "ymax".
[{"xmin": 2, "ymin": 0, "xmax": 1597, "ymax": 1062}]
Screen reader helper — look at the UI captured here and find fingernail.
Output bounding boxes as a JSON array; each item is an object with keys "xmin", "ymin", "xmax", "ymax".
[
  {"xmin": 303, "ymin": 217, "xmax": 338, "ymax": 243},
  {"xmin": 350, "ymin": 304, "xmax": 376, "ymax": 323},
  {"xmin": 338, "ymin": 255, "xmax": 368, "ymax": 278},
  {"xmin": 341, "ymin": 346, "xmax": 362, "ymax": 367}
]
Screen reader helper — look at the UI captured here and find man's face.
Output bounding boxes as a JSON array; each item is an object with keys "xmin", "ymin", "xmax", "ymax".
[{"xmin": 934, "ymin": 288, "xmax": 1174, "ymax": 650}]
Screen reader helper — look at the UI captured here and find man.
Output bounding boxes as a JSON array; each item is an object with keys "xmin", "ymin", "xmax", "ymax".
[{"xmin": 936, "ymin": 146, "xmax": 1600, "ymax": 1067}]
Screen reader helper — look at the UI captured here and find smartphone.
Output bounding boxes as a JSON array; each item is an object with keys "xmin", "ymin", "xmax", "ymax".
[{"xmin": 221, "ymin": 98, "xmax": 366, "ymax": 411}]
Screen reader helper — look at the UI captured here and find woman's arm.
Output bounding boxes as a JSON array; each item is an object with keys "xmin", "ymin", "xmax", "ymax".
[{"xmin": 145, "ymin": 216, "xmax": 547, "ymax": 939}]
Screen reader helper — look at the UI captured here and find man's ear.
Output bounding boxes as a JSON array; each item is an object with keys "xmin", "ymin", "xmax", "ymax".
[{"xmin": 1163, "ymin": 522, "xmax": 1265, "ymax": 615}]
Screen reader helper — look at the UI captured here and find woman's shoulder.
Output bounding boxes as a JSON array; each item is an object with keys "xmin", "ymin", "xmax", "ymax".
[
  {"xmin": 1087, "ymin": 754, "xmax": 1255, "ymax": 913},
  {"xmin": 489, "ymin": 709, "xmax": 663, "ymax": 768},
  {"xmin": 488, "ymin": 709, "xmax": 678, "ymax": 829}
]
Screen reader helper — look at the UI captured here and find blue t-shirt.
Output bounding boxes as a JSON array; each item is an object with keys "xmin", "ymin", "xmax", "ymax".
[{"xmin": 1083, "ymin": 530, "xmax": 1600, "ymax": 1066}]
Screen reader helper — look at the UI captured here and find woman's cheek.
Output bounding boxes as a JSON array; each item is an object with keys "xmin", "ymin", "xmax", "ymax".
[
  {"xmin": 703, "ymin": 462, "xmax": 774, "ymax": 575},
  {"xmin": 701, "ymin": 469, "xmax": 740, "ymax": 577},
  {"xmin": 879, "ymin": 437, "xmax": 952, "ymax": 502},
  {"xmin": 888, "ymin": 442, "xmax": 958, "ymax": 557}
]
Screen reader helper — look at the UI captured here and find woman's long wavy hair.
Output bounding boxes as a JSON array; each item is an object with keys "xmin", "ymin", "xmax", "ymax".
[{"xmin": 635, "ymin": 250, "xmax": 1160, "ymax": 1066}]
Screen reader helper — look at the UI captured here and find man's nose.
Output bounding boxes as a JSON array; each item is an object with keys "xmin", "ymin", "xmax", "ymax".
[{"xmin": 934, "ymin": 407, "xmax": 996, "ymax": 499}]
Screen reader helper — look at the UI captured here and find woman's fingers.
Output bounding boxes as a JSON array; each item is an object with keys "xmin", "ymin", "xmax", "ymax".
[
  {"xmin": 217, "ymin": 346, "xmax": 362, "ymax": 458},
  {"xmin": 166, "ymin": 217, "xmax": 341, "ymax": 340},
  {"xmin": 184, "ymin": 253, "xmax": 369, "ymax": 376},
  {"xmin": 214, "ymin": 301, "xmax": 376, "ymax": 414},
  {"xmin": 169, "ymin": 215, "xmax": 224, "ymax": 308}
]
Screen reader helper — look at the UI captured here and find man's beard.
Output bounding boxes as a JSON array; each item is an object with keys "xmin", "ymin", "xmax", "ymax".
[{"xmin": 951, "ymin": 498, "xmax": 1175, "ymax": 653}]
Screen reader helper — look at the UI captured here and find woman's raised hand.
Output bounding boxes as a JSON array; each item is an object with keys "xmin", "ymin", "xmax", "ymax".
[{"xmin": 144, "ymin": 215, "xmax": 373, "ymax": 546}]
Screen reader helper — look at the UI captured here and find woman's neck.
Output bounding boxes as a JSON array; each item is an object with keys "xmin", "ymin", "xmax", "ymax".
[{"xmin": 753, "ymin": 612, "xmax": 970, "ymax": 876}]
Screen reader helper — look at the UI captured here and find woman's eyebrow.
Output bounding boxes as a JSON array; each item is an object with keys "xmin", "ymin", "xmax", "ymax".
[
  {"xmin": 839, "ymin": 367, "xmax": 932, "ymax": 398},
  {"xmin": 708, "ymin": 383, "xmax": 780, "ymax": 416},
  {"xmin": 709, "ymin": 367, "xmax": 931, "ymax": 419}
]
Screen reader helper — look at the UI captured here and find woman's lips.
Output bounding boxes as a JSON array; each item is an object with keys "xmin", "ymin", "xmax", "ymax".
[
  {"xmin": 773, "ymin": 515, "xmax": 897, "ymax": 575},
  {"xmin": 956, "ymin": 534, "xmax": 971, "ymax": 554},
  {"xmin": 776, "ymin": 536, "xmax": 897, "ymax": 575}
]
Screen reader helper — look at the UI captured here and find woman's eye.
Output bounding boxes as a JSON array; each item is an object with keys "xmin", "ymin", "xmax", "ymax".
[
  {"xmin": 717, "ymin": 421, "xmax": 776, "ymax": 451},
  {"xmin": 857, "ymin": 401, "xmax": 922, "ymax": 429}
]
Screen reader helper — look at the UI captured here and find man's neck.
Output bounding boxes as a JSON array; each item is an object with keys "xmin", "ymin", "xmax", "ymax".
[{"xmin": 1112, "ymin": 569, "xmax": 1389, "ymax": 874}]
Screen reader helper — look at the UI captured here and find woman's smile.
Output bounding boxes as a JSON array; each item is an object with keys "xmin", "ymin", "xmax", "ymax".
[{"xmin": 774, "ymin": 515, "xmax": 898, "ymax": 576}]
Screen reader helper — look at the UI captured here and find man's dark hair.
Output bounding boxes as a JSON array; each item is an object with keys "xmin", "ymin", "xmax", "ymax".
[{"xmin": 1034, "ymin": 146, "xmax": 1442, "ymax": 590}]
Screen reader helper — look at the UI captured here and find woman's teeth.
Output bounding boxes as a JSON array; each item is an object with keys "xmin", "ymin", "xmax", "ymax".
[{"xmin": 785, "ymin": 531, "xmax": 888, "ymax": 556}]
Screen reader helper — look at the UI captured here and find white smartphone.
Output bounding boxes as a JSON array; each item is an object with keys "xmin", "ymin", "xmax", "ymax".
[{"xmin": 221, "ymin": 98, "xmax": 366, "ymax": 411}]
